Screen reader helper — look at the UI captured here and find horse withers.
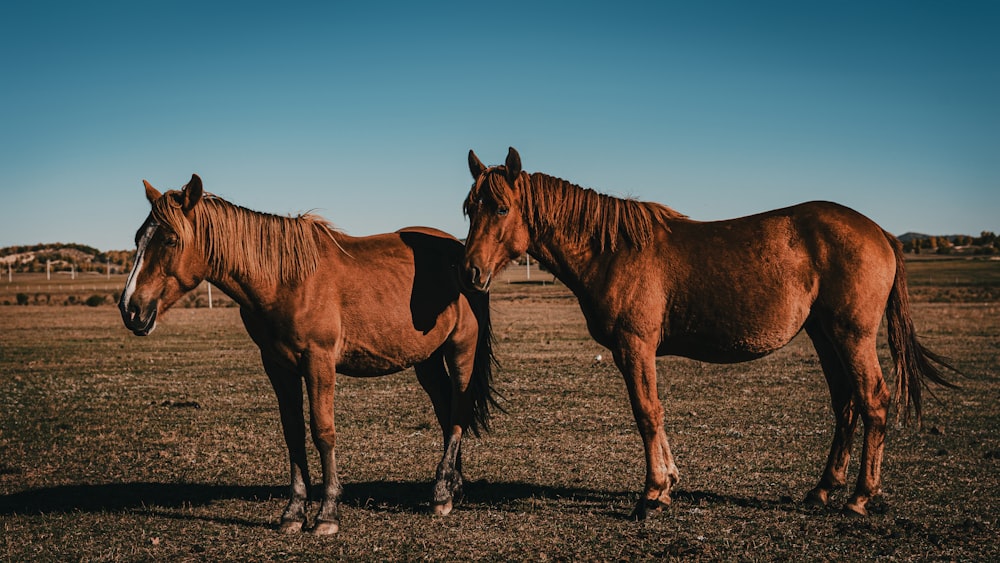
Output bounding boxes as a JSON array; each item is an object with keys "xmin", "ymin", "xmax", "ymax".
[
  {"xmin": 462, "ymin": 147, "xmax": 957, "ymax": 519},
  {"xmin": 119, "ymin": 174, "xmax": 499, "ymax": 534}
]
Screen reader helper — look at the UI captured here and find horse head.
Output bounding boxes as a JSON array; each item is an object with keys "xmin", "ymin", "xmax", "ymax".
[
  {"xmin": 463, "ymin": 147, "xmax": 531, "ymax": 291},
  {"xmin": 119, "ymin": 174, "xmax": 209, "ymax": 335}
]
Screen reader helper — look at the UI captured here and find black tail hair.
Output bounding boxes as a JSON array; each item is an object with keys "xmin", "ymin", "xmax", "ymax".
[{"xmin": 883, "ymin": 231, "xmax": 960, "ymax": 426}]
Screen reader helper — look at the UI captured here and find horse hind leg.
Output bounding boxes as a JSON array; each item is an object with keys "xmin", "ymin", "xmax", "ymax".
[
  {"xmin": 804, "ymin": 319, "xmax": 858, "ymax": 509},
  {"xmin": 839, "ymin": 336, "xmax": 890, "ymax": 516},
  {"xmin": 416, "ymin": 353, "xmax": 465, "ymax": 515}
]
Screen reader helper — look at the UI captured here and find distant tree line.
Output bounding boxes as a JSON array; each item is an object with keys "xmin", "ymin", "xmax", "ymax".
[
  {"xmin": 902, "ymin": 232, "xmax": 999, "ymax": 255},
  {"xmin": 0, "ymin": 243, "xmax": 136, "ymax": 274}
]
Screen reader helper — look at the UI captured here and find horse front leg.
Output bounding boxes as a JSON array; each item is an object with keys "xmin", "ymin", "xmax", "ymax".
[
  {"xmin": 613, "ymin": 336, "xmax": 680, "ymax": 520},
  {"xmin": 302, "ymin": 350, "xmax": 342, "ymax": 535},
  {"xmin": 262, "ymin": 358, "xmax": 311, "ymax": 533},
  {"xmin": 416, "ymin": 357, "xmax": 465, "ymax": 515}
]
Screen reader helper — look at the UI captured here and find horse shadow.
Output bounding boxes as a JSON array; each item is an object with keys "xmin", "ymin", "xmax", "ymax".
[
  {"xmin": 0, "ymin": 480, "xmax": 807, "ymax": 526},
  {"xmin": 339, "ymin": 480, "xmax": 808, "ymax": 516},
  {"xmin": 0, "ymin": 482, "xmax": 285, "ymax": 528}
]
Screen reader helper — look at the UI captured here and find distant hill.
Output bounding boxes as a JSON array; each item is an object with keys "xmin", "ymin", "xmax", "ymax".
[
  {"xmin": 0, "ymin": 243, "xmax": 134, "ymax": 274},
  {"xmin": 897, "ymin": 232, "xmax": 931, "ymax": 244}
]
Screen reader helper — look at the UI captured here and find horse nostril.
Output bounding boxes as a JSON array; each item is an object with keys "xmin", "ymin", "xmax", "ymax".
[
  {"xmin": 128, "ymin": 304, "xmax": 140, "ymax": 322},
  {"xmin": 470, "ymin": 266, "xmax": 481, "ymax": 284}
]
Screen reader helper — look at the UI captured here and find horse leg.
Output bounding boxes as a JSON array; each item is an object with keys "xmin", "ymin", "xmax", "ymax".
[
  {"xmin": 838, "ymin": 335, "xmax": 890, "ymax": 516},
  {"xmin": 263, "ymin": 358, "xmax": 311, "ymax": 533},
  {"xmin": 301, "ymin": 349, "xmax": 342, "ymax": 535},
  {"xmin": 416, "ymin": 353, "xmax": 465, "ymax": 515},
  {"xmin": 803, "ymin": 319, "xmax": 858, "ymax": 508},
  {"xmin": 613, "ymin": 336, "xmax": 680, "ymax": 520}
]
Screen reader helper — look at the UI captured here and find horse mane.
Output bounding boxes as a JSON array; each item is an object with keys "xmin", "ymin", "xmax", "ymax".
[
  {"xmin": 151, "ymin": 191, "xmax": 335, "ymax": 286},
  {"xmin": 472, "ymin": 168, "xmax": 687, "ymax": 252}
]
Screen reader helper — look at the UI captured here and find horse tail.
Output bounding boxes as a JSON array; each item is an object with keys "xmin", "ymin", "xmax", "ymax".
[
  {"xmin": 883, "ymin": 230, "xmax": 960, "ymax": 426},
  {"xmin": 465, "ymin": 288, "xmax": 504, "ymax": 437}
]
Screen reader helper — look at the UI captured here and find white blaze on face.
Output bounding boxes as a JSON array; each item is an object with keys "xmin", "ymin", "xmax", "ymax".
[{"xmin": 121, "ymin": 220, "xmax": 159, "ymax": 308}]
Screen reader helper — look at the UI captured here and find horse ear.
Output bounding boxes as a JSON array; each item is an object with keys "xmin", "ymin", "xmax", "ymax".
[
  {"xmin": 181, "ymin": 173, "xmax": 203, "ymax": 212},
  {"xmin": 505, "ymin": 147, "xmax": 522, "ymax": 182},
  {"xmin": 143, "ymin": 180, "xmax": 162, "ymax": 205},
  {"xmin": 468, "ymin": 150, "xmax": 486, "ymax": 179}
]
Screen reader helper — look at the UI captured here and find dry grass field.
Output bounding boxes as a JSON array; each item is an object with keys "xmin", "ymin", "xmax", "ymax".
[{"xmin": 1, "ymin": 259, "xmax": 998, "ymax": 561}]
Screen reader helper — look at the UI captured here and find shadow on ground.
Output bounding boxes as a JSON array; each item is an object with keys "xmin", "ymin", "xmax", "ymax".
[
  {"xmin": 0, "ymin": 482, "xmax": 285, "ymax": 515},
  {"xmin": 0, "ymin": 479, "xmax": 802, "ymax": 519}
]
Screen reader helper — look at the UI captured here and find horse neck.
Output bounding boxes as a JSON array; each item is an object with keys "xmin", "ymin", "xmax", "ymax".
[
  {"xmin": 522, "ymin": 177, "xmax": 608, "ymax": 295},
  {"xmin": 203, "ymin": 267, "xmax": 273, "ymax": 311},
  {"xmin": 193, "ymin": 207, "xmax": 330, "ymax": 311},
  {"xmin": 528, "ymin": 235, "xmax": 596, "ymax": 294},
  {"xmin": 198, "ymin": 246, "xmax": 280, "ymax": 311}
]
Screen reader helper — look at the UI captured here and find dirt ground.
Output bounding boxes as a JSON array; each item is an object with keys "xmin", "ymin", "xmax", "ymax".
[{"xmin": 1, "ymin": 267, "xmax": 997, "ymax": 561}]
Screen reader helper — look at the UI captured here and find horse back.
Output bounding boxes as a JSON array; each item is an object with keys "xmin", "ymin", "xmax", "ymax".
[
  {"xmin": 645, "ymin": 201, "xmax": 896, "ymax": 361},
  {"xmin": 664, "ymin": 200, "xmax": 895, "ymax": 289}
]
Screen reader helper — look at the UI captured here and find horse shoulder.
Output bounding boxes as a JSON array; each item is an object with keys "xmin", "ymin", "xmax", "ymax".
[{"xmin": 578, "ymin": 245, "xmax": 671, "ymax": 348}]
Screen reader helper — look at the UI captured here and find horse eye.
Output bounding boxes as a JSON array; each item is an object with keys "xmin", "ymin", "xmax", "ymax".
[
  {"xmin": 164, "ymin": 235, "xmax": 179, "ymax": 247},
  {"xmin": 497, "ymin": 206, "xmax": 509, "ymax": 217}
]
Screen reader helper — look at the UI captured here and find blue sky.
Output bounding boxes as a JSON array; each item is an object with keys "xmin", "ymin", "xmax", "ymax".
[{"xmin": 1, "ymin": 1, "xmax": 997, "ymax": 251}]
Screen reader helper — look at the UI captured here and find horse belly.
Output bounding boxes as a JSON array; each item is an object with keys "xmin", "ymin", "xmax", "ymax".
[
  {"xmin": 337, "ymin": 323, "xmax": 450, "ymax": 377},
  {"xmin": 660, "ymin": 297, "xmax": 810, "ymax": 364},
  {"xmin": 659, "ymin": 331, "xmax": 791, "ymax": 364}
]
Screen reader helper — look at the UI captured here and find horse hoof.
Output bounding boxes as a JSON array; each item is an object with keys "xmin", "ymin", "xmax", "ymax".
[
  {"xmin": 433, "ymin": 500, "xmax": 454, "ymax": 516},
  {"xmin": 630, "ymin": 497, "xmax": 669, "ymax": 520},
  {"xmin": 803, "ymin": 489, "xmax": 829, "ymax": 509},
  {"xmin": 842, "ymin": 501, "xmax": 868, "ymax": 518},
  {"xmin": 310, "ymin": 519, "xmax": 340, "ymax": 535},
  {"xmin": 278, "ymin": 520, "xmax": 304, "ymax": 534}
]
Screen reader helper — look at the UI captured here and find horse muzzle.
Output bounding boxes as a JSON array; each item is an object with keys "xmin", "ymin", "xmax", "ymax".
[
  {"xmin": 120, "ymin": 300, "xmax": 158, "ymax": 336},
  {"xmin": 465, "ymin": 264, "xmax": 493, "ymax": 293}
]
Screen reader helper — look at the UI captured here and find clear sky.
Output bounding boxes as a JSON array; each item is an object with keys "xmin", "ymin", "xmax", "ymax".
[{"xmin": 1, "ymin": 1, "xmax": 997, "ymax": 252}]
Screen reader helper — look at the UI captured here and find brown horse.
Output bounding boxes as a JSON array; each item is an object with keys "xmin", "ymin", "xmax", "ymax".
[
  {"xmin": 462, "ymin": 147, "xmax": 956, "ymax": 519},
  {"xmin": 119, "ymin": 174, "xmax": 499, "ymax": 534}
]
